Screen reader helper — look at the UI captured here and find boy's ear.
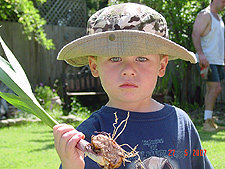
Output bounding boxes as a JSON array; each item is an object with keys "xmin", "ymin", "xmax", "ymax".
[
  {"xmin": 158, "ymin": 55, "xmax": 169, "ymax": 77},
  {"xmin": 88, "ymin": 56, "xmax": 99, "ymax": 77}
]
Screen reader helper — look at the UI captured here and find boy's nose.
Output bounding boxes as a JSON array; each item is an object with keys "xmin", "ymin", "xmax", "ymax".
[
  {"xmin": 122, "ymin": 71, "xmax": 135, "ymax": 76},
  {"xmin": 121, "ymin": 63, "xmax": 136, "ymax": 77}
]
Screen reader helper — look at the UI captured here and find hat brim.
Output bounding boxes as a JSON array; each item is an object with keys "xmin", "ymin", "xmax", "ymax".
[{"xmin": 57, "ymin": 30, "xmax": 197, "ymax": 67}]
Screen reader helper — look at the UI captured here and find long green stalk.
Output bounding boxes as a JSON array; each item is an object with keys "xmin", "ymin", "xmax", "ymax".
[{"xmin": 0, "ymin": 36, "xmax": 58, "ymax": 128}]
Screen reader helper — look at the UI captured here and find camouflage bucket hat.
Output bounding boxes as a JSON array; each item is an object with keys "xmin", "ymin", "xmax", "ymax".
[{"xmin": 58, "ymin": 3, "xmax": 197, "ymax": 67}]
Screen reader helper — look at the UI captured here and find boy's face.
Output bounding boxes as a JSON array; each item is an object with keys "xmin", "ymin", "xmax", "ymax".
[{"xmin": 89, "ymin": 55, "xmax": 168, "ymax": 111}]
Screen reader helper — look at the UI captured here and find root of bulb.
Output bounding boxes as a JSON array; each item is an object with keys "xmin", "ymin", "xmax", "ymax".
[{"xmin": 90, "ymin": 112, "xmax": 145, "ymax": 169}]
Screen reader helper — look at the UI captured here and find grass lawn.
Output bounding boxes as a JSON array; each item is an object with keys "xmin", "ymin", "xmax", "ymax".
[
  {"xmin": 198, "ymin": 127, "xmax": 225, "ymax": 169},
  {"xmin": 0, "ymin": 122, "xmax": 224, "ymax": 168},
  {"xmin": 0, "ymin": 122, "xmax": 60, "ymax": 169}
]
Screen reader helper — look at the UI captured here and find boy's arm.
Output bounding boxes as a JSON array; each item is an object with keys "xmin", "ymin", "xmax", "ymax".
[
  {"xmin": 53, "ymin": 124, "xmax": 85, "ymax": 169},
  {"xmin": 192, "ymin": 11, "xmax": 211, "ymax": 67}
]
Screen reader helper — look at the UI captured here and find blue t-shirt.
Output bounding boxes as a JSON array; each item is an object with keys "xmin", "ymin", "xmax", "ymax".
[{"xmin": 59, "ymin": 104, "xmax": 213, "ymax": 169}]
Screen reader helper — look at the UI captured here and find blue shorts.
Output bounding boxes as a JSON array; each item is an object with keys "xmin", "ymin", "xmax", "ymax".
[
  {"xmin": 209, "ymin": 64, "xmax": 225, "ymax": 82},
  {"xmin": 198, "ymin": 64, "xmax": 225, "ymax": 82}
]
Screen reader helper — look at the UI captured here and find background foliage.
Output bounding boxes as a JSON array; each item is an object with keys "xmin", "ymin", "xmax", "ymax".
[
  {"xmin": 1, "ymin": 0, "xmax": 224, "ymax": 105},
  {"xmin": 0, "ymin": 0, "xmax": 54, "ymax": 50},
  {"xmin": 34, "ymin": 83, "xmax": 60, "ymax": 111}
]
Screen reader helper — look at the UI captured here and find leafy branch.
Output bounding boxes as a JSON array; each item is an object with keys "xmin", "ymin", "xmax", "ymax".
[{"xmin": 0, "ymin": 0, "xmax": 55, "ymax": 50}]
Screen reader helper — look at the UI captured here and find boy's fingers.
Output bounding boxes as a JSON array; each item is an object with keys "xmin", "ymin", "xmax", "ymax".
[
  {"xmin": 65, "ymin": 132, "xmax": 85, "ymax": 154},
  {"xmin": 56, "ymin": 129, "xmax": 85, "ymax": 158},
  {"xmin": 53, "ymin": 124, "xmax": 67, "ymax": 134},
  {"xmin": 53, "ymin": 124, "xmax": 85, "ymax": 154},
  {"xmin": 61, "ymin": 130, "xmax": 83, "ymax": 146},
  {"xmin": 53, "ymin": 124, "xmax": 76, "ymax": 146},
  {"xmin": 60, "ymin": 130, "xmax": 78, "ymax": 152}
]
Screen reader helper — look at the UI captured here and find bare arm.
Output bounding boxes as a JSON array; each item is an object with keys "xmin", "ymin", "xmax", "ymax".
[
  {"xmin": 224, "ymin": 38, "xmax": 225, "ymax": 69},
  {"xmin": 192, "ymin": 11, "xmax": 211, "ymax": 67}
]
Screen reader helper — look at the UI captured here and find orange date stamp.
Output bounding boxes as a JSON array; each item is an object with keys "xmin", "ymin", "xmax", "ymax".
[{"xmin": 168, "ymin": 149, "xmax": 207, "ymax": 157}]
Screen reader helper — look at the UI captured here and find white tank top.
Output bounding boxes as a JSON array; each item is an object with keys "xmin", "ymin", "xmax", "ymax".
[{"xmin": 196, "ymin": 9, "xmax": 224, "ymax": 65}]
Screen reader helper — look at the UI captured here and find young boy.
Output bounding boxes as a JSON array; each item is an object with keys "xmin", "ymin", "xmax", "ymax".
[{"xmin": 54, "ymin": 3, "xmax": 213, "ymax": 169}]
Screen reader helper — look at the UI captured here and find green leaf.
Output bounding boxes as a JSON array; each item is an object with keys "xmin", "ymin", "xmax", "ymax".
[
  {"xmin": 0, "ymin": 92, "xmax": 35, "ymax": 115},
  {"xmin": 0, "ymin": 36, "xmax": 32, "ymax": 91},
  {"xmin": 0, "ymin": 55, "xmax": 13, "ymax": 69},
  {"xmin": 0, "ymin": 57, "xmax": 27, "ymax": 98},
  {"xmin": 0, "ymin": 36, "xmax": 58, "ymax": 128},
  {"xmin": 0, "ymin": 37, "xmax": 37, "ymax": 102},
  {"xmin": 0, "ymin": 92, "xmax": 58, "ymax": 128}
]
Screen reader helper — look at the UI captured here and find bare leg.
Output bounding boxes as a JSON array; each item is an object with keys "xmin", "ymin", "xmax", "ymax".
[
  {"xmin": 203, "ymin": 81, "xmax": 223, "ymax": 132},
  {"xmin": 205, "ymin": 81, "xmax": 222, "ymax": 111}
]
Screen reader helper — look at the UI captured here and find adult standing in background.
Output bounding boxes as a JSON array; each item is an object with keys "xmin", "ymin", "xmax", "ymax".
[{"xmin": 192, "ymin": 0, "xmax": 225, "ymax": 132}]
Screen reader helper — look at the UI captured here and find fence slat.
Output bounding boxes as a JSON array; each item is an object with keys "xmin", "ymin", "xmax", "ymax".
[{"xmin": 0, "ymin": 21, "xmax": 86, "ymax": 88}]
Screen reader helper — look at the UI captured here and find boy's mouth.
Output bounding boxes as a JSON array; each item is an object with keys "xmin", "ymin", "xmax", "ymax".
[{"xmin": 120, "ymin": 82, "xmax": 138, "ymax": 88}]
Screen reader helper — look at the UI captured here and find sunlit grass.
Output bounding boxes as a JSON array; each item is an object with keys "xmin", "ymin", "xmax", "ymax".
[
  {"xmin": 198, "ymin": 127, "xmax": 225, "ymax": 169},
  {"xmin": 0, "ymin": 122, "xmax": 224, "ymax": 169},
  {"xmin": 0, "ymin": 123, "xmax": 60, "ymax": 169}
]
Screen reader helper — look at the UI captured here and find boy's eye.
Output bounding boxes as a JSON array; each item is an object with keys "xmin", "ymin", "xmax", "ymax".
[
  {"xmin": 110, "ymin": 57, "xmax": 122, "ymax": 62},
  {"xmin": 136, "ymin": 57, "xmax": 147, "ymax": 62}
]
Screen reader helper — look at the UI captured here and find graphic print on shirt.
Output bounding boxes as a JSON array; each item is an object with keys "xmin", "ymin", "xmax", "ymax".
[{"xmin": 126, "ymin": 138, "xmax": 189, "ymax": 169}]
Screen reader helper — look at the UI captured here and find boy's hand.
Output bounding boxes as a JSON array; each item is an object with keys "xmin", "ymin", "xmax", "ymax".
[{"xmin": 53, "ymin": 124, "xmax": 85, "ymax": 169}]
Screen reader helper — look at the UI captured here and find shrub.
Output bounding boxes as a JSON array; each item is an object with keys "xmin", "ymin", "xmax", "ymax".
[
  {"xmin": 70, "ymin": 96, "xmax": 91, "ymax": 120},
  {"xmin": 34, "ymin": 83, "xmax": 61, "ymax": 111}
]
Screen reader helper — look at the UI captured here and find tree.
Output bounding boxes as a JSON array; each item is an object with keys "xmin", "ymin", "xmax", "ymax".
[
  {"xmin": 86, "ymin": 0, "xmax": 108, "ymax": 18},
  {"xmin": 0, "ymin": 0, "xmax": 55, "ymax": 50}
]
